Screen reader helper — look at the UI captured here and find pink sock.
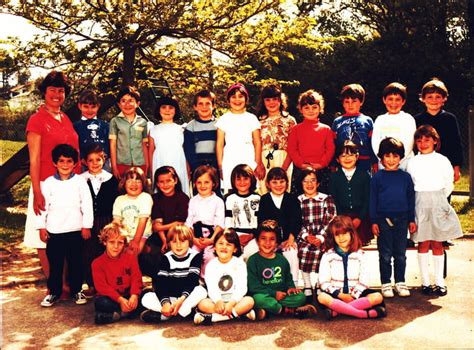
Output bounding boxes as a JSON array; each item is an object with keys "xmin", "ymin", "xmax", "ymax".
[
  {"xmin": 349, "ymin": 297, "xmax": 372, "ymax": 310},
  {"xmin": 329, "ymin": 299, "xmax": 376, "ymax": 318}
]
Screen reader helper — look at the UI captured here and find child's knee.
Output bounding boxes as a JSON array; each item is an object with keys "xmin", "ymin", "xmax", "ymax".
[
  {"xmin": 368, "ymin": 292, "xmax": 383, "ymax": 305},
  {"xmin": 317, "ymin": 292, "xmax": 332, "ymax": 306}
]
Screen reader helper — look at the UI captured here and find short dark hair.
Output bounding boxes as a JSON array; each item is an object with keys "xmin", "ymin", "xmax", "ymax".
[
  {"xmin": 266, "ymin": 167, "xmax": 288, "ymax": 183},
  {"xmin": 256, "ymin": 219, "xmax": 282, "ymax": 243},
  {"xmin": 38, "ymin": 70, "xmax": 71, "ymax": 98},
  {"xmin": 154, "ymin": 95, "xmax": 182, "ymax": 121},
  {"xmin": 230, "ymin": 164, "xmax": 257, "ymax": 193},
  {"xmin": 256, "ymin": 84, "xmax": 288, "ymax": 118},
  {"xmin": 340, "ymin": 83, "xmax": 365, "ymax": 103},
  {"xmin": 213, "ymin": 228, "xmax": 242, "ymax": 257},
  {"xmin": 335, "ymin": 140, "xmax": 359, "ymax": 158},
  {"xmin": 377, "ymin": 137, "xmax": 405, "ymax": 159},
  {"xmin": 78, "ymin": 89, "xmax": 100, "ymax": 105},
  {"xmin": 193, "ymin": 90, "xmax": 216, "ymax": 106},
  {"xmin": 192, "ymin": 165, "xmax": 219, "ymax": 190},
  {"xmin": 414, "ymin": 125, "xmax": 441, "ymax": 152},
  {"xmin": 298, "ymin": 89, "xmax": 325, "ymax": 113},
  {"xmin": 83, "ymin": 144, "xmax": 106, "ymax": 161},
  {"xmin": 153, "ymin": 165, "xmax": 183, "ymax": 195},
  {"xmin": 116, "ymin": 86, "xmax": 140, "ymax": 103},
  {"xmin": 383, "ymin": 82, "xmax": 407, "ymax": 100},
  {"xmin": 52, "ymin": 144, "xmax": 78, "ymax": 163}
]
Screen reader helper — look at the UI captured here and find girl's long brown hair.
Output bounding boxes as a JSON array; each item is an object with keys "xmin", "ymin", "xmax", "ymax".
[{"xmin": 324, "ymin": 215, "xmax": 362, "ymax": 253}]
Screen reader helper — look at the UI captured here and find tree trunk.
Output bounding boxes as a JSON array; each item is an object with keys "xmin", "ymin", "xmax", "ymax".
[{"xmin": 122, "ymin": 44, "xmax": 136, "ymax": 86}]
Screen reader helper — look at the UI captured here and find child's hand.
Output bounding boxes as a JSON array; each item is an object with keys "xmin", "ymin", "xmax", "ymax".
[
  {"xmin": 160, "ymin": 241, "xmax": 168, "ymax": 253},
  {"xmin": 33, "ymin": 190, "xmax": 46, "ymax": 215},
  {"xmin": 352, "ymin": 218, "xmax": 361, "ymax": 229},
  {"xmin": 81, "ymin": 228, "xmax": 91, "ymax": 240},
  {"xmin": 281, "ymin": 236, "xmax": 296, "ymax": 251},
  {"xmin": 200, "ymin": 237, "xmax": 213, "ymax": 247},
  {"xmin": 275, "ymin": 291, "xmax": 287, "ymax": 301},
  {"xmin": 254, "ymin": 162, "xmax": 266, "ymax": 181},
  {"xmin": 339, "ymin": 293, "xmax": 354, "ymax": 303},
  {"xmin": 372, "ymin": 224, "xmax": 380, "ymax": 237},
  {"xmin": 409, "ymin": 222, "xmax": 417, "ymax": 234},
  {"xmin": 223, "ymin": 301, "xmax": 236, "ymax": 316},
  {"xmin": 128, "ymin": 294, "xmax": 139, "ymax": 311},
  {"xmin": 128, "ymin": 240, "xmax": 140, "ymax": 255},
  {"xmin": 39, "ymin": 229, "xmax": 49, "ymax": 243},
  {"xmin": 309, "ymin": 162, "xmax": 322, "ymax": 170},
  {"xmin": 118, "ymin": 297, "xmax": 131, "ymax": 312},
  {"xmin": 171, "ymin": 296, "xmax": 185, "ymax": 316},
  {"xmin": 306, "ymin": 234, "xmax": 321, "ymax": 247},
  {"xmin": 239, "ymin": 234, "xmax": 253, "ymax": 247},
  {"xmin": 112, "ymin": 167, "xmax": 121, "ymax": 180},
  {"xmin": 215, "ymin": 300, "xmax": 225, "ymax": 314},
  {"xmin": 161, "ymin": 302, "xmax": 173, "ymax": 317},
  {"xmin": 287, "ymin": 287, "xmax": 301, "ymax": 295}
]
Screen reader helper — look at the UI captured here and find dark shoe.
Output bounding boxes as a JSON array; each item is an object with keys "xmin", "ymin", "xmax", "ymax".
[
  {"xmin": 367, "ymin": 306, "xmax": 387, "ymax": 319},
  {"xmin": 295, "ymin": 304, "xmax": 317, "ymax": 319},
  {"xmin": 83, "ymin": 287, "xmax": 96, "ymax": 299},
  {"xmin": 140, "ymin": 310, "xmax": 162, "ymax": 323},
  {"xmin": 193, "ymin": 312, "xmax": 212, "ymax": 325},
  {"xmin": 256, "ymin": 308, "xmax": 267, "ymax": 320},
  {"xmin": 433, "ymin": 285, "xmax": 447, "ymax": 296},
  {"xmin": 442, "ymin": 240, "xmax": 454, "ymax": 247},
  {"xmin": 95, "ymin": 311, "xmax": 120, "ymax": 324},
  {"xmin": 407, "ymin": 239, "xmax": 416, "ymax": 248},
  {"xmin": 322, "ymin": 308, "xmax": 333, "ymax": 320},
  {"xmin": 421, "ymin": 285, "xmax": 434, "ymax": 295}
]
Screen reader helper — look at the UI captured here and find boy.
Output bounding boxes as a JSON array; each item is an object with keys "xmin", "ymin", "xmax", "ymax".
[
  {"xmin": 331, "ymin": 84, "xmax": 378, "ymax": 173},
  {"xmin": 371, "ymin": 82, "xmax": 417, "ymax": 170},
  {"xmin": 37, "ymin": 144, "xmax": 93, "ymax": 307},
  {"xmin": 247, "ymin": 219, "xmax": 316, "ymax": 320},
  {"xmin": 415, "ymin": 78, "xmax": 463, "ymax": 183},
  {"xmin": 73, "ymin": 89, "xmax": 111, "ymax": 171},
  {"xmin": 109, "ymin": 86, "xmax": 149, "ymax": 179},
  {"xmin": 184, "ymin": 90, "xmax": 218, "ymax": 174},
  {"xmin": 140, "ymin": 225, "xmax": 206, "ymax": 323},
  {"xmin": 370, "ymin": 138, "xmax": 417, "ymax": 298},
  {"xmin": 92, "ymin": 222, "xmax": 143, "ymax": 324}
]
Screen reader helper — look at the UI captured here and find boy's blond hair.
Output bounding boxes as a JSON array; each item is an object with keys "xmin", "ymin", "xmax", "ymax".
[
  {"xmin": 420, "ymin": 78, "xmax": 448, "ymax": 98},
  {"xmin": 167, "ymin": 224, "xmax": 194, "ymax": 246},
  {"xmin": 99, "ymin": 222, "xmax": 128, "ymax": 245}
]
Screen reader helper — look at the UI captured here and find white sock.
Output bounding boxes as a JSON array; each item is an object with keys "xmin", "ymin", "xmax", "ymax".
[
  {"xmin": 302, "ymin": 272, "xmax": 312, "ymax": 295},
  {"xmin": 417, "ymin": 252, "xmax": 431, "ymax": 286},
  {"xmin": 432, "ymin": 254, "xmax": 445, "ymax": 287},
  {"xmin": 211, "ymin": 313, "xmax": 233, "ymax": 322}
]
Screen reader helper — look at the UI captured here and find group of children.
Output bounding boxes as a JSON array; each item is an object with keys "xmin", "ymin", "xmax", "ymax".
[{"xmin": 34, "ymin": 77, "xmax": 463, "ymax": 326}]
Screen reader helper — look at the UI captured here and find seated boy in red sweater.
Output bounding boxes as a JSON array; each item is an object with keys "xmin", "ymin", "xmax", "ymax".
[{"xmin": 92, "ymin": 222, "xmax": 143, "ymax": 324}]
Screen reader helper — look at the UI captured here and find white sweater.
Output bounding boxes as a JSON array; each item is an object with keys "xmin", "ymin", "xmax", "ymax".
[
  {"xmin": 37, "ymin": 174, "xmax": 94, "ymax": 233},
  {"xmin": 205, "ymin": 256, "xmax": 247, "ymax": 303}
]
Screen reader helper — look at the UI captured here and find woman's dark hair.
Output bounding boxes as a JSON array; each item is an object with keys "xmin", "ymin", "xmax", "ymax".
[
  {"xmin": 153, "ymin": 165, "xmax": 183, "ymax": 195},
  {"xmin": 38, "ymin": 70, "xmax": 72, "ymax": 98},
  {"xmin": 213, "ymin": 228, "xmax": 242, "ymax": 257},
  {"xmin": 154, "ymin": 95, "xmax": 182, "ymax": 121},
  {"xmin": 230, "ymin": 164, "xmax": 257, "ymax": 194},
  {"xmin": 256, "ymin": 84, "xmax": 288, "ymax": 118}
]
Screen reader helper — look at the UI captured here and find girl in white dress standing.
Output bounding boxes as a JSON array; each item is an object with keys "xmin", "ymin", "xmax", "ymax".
[{"xmin": 149, "ymin": 96, "xmax": 189, "ymax": 195}]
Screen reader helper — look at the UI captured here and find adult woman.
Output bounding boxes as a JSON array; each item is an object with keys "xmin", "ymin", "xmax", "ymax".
[
  {"xmin": 257, "ymin": 84, "xmax": 296, "ymax": 193},
  {"xmin": 24, "ymin": 71, "xmax": 80, "ymax": 277}
]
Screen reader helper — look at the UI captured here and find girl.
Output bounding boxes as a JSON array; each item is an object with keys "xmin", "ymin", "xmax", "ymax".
[
  {"xmin": 112, "ymin": 167, "xmax": 153, "ymax": 255},
  {"xmin": 406, "ymin": 125, "xmax": 462, "ymax": 296},
  {"xmin": 297, "ymin": 169, "xmax": 336, "ymax": 303},
  {"xmin": 140, "ymin": 225, "xmax": 207, "ymax": 323},
  {"xmin": 329, "ymin": 141, "xmax": 372, "ymax": 245},
  {"xmin": 194, "ymin": 229, "xmax": 255, "ymax": 324},
  {"xmin": 224, "ymin": 164, "xmax": 260, "ymax": 260},
  {"xmin": 257, "ymin": 84, "xmax": 296, "ymax": 193},
  {"xmin": 185, "ymin": 165, "xmax": 225, "ymax": 275},
  {"xmin": 287, "ymin": 89, "xmax": 335, "ymax": 194},
  {"xmin": 318, "ymin": 216, "xmax": 386, "ymax": 319},
  {"xmin": 257, "ymin": 167, "xmax": 301, "ymax": 285},
  {"xmin": 81, "ymin": 144, "xmax": 119, "ymax": 296},
  {"xmin": 149, "ymin": 95, "xmax": 189, "ymax": 195},
  {"xmin": 216, "ymin": 83, "xmax": 265, "ymax": 193}
]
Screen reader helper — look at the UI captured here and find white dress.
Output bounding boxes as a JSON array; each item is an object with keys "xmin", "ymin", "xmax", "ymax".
[
  {"xmin": 149, "ymin": 122, "xmax": 189, "ymax": 195},
  {"xmin": 216, "ymin": 111, "xmax": 261, "ymax": 192}
]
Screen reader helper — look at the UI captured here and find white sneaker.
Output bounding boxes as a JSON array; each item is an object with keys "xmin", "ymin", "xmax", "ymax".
[
  {"xmin": 73, "ymin": 292, "xmax": 87, "ymax": 305},
  {"xmin": 245, "ymin": 309, "xmax": 256, "ymax": 321},
  {"xmin": 395, "ymin": 283, "xmax": 411, "ymax": 297},
  {"xmin": 381, "ymin": 283, "xmax": 394, "ymax": 298},
  {"xmin": 41, "ymin": 294, "xmax": 60, "ymax": 307}
]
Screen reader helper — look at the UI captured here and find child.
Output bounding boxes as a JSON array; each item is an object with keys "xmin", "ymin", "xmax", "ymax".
[
  {"xmin": 92, "ymin": 222, "xmax": 143, "ymax": 324},
  {"xmin": 331, "ymin": 83, "xmax": 378, "ymax": 174},
  {"xmin": 371, "ymin": 82, "xmax": 417, "ymax": 170},
  {"xmin": 297, "ymin": 169, "xmax": 337, "ymax": 303},
  {"xmin": 81, "ymin": 144, "xmax": 119, "ymax": 296},
  {"xmin": 112, "ymin": 167, "xmax": 153, "ymax": 255},
  {"xmin": 247, "ymin": 220, "xmax": 315, "ymax": 320},
  {"xmin": 406, "ymin": 125, "xmax": 462, "ymax": 296},
  {"xmin": 415, "ymin": 78, "xmax": 463, "ymax": 183},
  {"xmin": 37, "ymin": 144, "xmax": 93, "ymax": 307},
  {"xmin": 257, "ymin": 84, "xmax": 296, "ymax": 193},
  {"xmin": 74, "ymin": 89, "xmax": 110, "ymax": 172},
  {"xmin": 150, "ymin": 166, "xmax": 189, "ymax": 253},
  {"xmin": 287, "ymin": 89, "xmax": 335, "ymax": 194},
  {"xmin": 184, "ymin": 90, "xmax": 219, "ymax": 174},
  {"xmin": 224, "ymin": 164, "xmax": 260, "ymax": 260},
  {"xmin": 329, "ymin": 141, "xmax": 372, "ymax": 245},
  {"xmin": 109, "ymin": 86, "xmax": 148, "ymax": 179},
  {"xmin": 216, "ymin": 83, "xmax": 265, "ymax": 193},
  {"xmin": 318, "ymin": 216, "xmax": 387, "ymax": 319},
  {"xmin": 257, "ymin": 167, "xmax": 302, "ymax": 285},
  {"xmin": 149, "ymin": 95, "xmax": 189, "ymax": 195},
  {"xmin": 185, "ymin": 165, "xmax": 225, "ymax": 275},
  {"xmin": 370, "ymin": 138, "xmax": 417, "ymax": 298},
  {"xmin": 194, "ymin": 229, "xmax": 255, "ymax": 324},
  {"xmin": 140, "ymin": 225, "xmax": 207, "ymax": 323}
]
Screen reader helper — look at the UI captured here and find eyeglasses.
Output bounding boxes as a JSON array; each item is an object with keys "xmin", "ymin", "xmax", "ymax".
[
  {"xmin": 302, "ymin": 179, "xmax": 317, "ymax": 184},
  {"xmin": 126, "ymin": 179, "xmax": 142, "ymax": 184}
]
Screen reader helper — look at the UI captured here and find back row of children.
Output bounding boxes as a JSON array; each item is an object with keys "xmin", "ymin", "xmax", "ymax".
[{"xmin": 38, "ymin": 78, "xmax": 462, "ymax": 323}]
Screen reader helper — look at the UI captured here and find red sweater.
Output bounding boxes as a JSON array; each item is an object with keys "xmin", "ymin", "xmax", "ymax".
[
  {"xmin": 92, "ymin": 252, "xmax": 143, "ymax": 302},
  {"xmin": 288, "ymin": 119, "xmax": 335, "ymax": 169}
]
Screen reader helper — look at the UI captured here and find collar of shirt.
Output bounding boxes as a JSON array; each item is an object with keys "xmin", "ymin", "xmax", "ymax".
[
  {"xmin": 54, "ymin": 172, "xmax": 76, "ymax": 181},
  {"xmin": 81, "ymin": 116, "xmax": 98, "ymax": 120},
  {"xmin": 342, "ymin": 167, "xmax": 356, "ymax": 180}
]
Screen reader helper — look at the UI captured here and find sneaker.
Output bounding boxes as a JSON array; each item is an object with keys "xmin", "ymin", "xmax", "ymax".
[
  {"xmin": 95, "ymin": 311, "xmax": 121, "ymax": 324},
  {"xmin": 322, "ymin": 307, "xmax": 333, "ymax": 320},
  {"xmin": 193, "ymin": 312, "xmax": 212, "ymax": 325},
  {"xmin": 73, "ymin": 292, "xmax": 87, "ymax": 305},
  {"xmin": 381, "ymin": 284, "xmax": 394, "ymax": 298},
  {"xmin": 421, "ymin": 285, "xmax": 434, "ymax": 295},
  {"xmin": 83, "ymin": 287, "xmax": 96, "ymax": 299},
  {"xmin": 394, "ymin": 283, "xmax": 411, "ymax": 297},
  {"xmin": 244, "ymin": 309, "xmax": 256, "ymax": 321},
  {"xmin": 295, "ymin": 304, "xmax": 317, "ymax": 319},
  {"xmin": 256, "ymin": 308, "xmax": 266, "ymax": 321},
  {"xmin": 433, "ymin": 285, "xmax": 447, "ymax": 296},
  {"xmin": 140, "ymin": 310, "xmax": 162, "ymax": 323},
  {"xmin": 41, "ymin": 294, "xmax": 60, "ymax": 307}
]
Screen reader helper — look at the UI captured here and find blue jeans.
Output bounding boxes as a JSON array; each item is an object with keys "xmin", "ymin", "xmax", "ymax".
[{"xmin": 377, "ymin": 217, "xmax": 408, "ymax": 284}]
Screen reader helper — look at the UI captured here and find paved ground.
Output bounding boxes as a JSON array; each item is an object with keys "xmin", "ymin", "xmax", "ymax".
[{"xmin": 1, "ymin": 239, "xmax": 473, "ymax": 349}]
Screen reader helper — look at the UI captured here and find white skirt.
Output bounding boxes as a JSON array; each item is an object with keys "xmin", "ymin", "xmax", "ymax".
[
  {"xmin": 23, "ymin": 185, "xmax": 46, "ymax": 249},
  {"xmin": 413, "ymin": 190, "xmax": 463, "ymax": 242}
]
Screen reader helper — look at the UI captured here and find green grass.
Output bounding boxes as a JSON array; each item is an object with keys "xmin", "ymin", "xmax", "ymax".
[
  {"xmin": 0, "ymin": 139, "xmax": 26, "ymax": 165},
  {"xmin": 454, "ymin": 169, "xmax": 470, "ymax": 192},
  {"xmin": 0, "ymin": 206, "xmax": 26, "ymax": 246}
]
